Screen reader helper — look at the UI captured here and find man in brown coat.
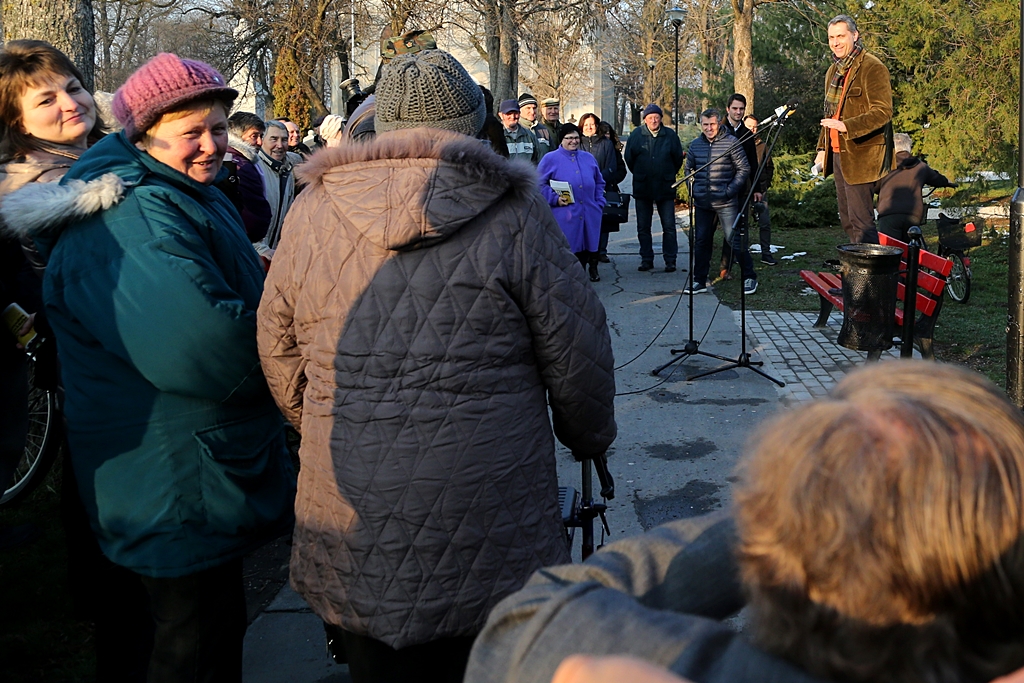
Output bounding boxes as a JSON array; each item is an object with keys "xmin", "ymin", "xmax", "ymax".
[
  {"xmin": 257, "ymin": 49, "xmax": 616, "ymax": 683},
  {"xmin": 814, "ymin": 14, "xmax": 894, "ymax": 244}
]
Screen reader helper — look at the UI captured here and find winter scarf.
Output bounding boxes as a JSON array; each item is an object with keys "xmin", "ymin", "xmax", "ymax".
[{"xmin": 823, "ymin": 40, "xmax": 864, "ymax": 118}]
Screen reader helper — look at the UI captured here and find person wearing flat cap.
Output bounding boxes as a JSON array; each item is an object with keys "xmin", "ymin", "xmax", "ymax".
[
  {"xmin": 624, "ymin": 103, "xmax": 684, "ymax": 272},
  {"xmin": 541, "ymin": 97, "xmax": 564, "ymax": 139},
  {"xmin": 498, "ymin": 99, "xmax": 541, "ymax": 164},
  {"xmin": 3, "ymin": 52, "xmax": 296, "ymax": 681},
  {"xmin": 257, "ymin": 48, "xmax": 616, "ymax": 683}
]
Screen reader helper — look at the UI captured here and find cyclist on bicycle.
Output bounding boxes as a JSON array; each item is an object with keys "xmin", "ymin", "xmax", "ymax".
[{"xmin": 874, "ymin": 132, "xmax": 956, "ymax": 242}]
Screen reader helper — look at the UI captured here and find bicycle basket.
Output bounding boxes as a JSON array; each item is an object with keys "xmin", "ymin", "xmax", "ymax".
[{"xmin": 937, "ymin": 213, "xmax": 982, "ymax": 250}]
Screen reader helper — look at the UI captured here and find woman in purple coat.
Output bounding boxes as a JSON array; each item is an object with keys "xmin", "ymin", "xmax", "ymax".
[{"xmin": 538, "ymin": 123, "xmax": 606, "ymax": 281}]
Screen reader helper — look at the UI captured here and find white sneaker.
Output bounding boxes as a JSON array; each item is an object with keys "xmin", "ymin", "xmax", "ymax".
[{"xmin": 743, "ymin": 278, "xmax": 758, "ymax": 295}]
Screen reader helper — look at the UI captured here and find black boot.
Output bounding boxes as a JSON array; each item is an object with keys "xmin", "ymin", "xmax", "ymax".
[{"xmin": 589, "ymin": 261, "xmax": 600, "ymax": 282}]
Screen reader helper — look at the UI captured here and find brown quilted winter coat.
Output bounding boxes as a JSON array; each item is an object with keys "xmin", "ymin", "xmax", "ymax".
[{"xmin": 256, "ymin": 128, "xmax": 616, "ymax": 648}]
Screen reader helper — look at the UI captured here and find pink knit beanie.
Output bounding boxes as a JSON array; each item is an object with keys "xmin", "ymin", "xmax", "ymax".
[{"xmin": 112, "ymin": 53, "xmax": 238, "ymax": 141}]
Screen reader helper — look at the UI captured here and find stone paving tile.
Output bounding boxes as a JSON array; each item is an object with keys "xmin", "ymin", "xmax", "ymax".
[{"xmin": 737, "ymin": 310, "xmax": 920, "ymax": 406}]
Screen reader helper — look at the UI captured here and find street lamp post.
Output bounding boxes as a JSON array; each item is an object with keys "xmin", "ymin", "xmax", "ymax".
[
  {"xmin": 647, "ymin": 58, "xmax": 656, "ymax": 104},
  {"xmin": 667, "ymin": 5, "xmax": 686, "ymax": 128}
]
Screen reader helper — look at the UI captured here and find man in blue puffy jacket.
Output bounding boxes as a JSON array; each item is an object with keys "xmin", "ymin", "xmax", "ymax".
[{"xmin": 683, "ymin": 108, "xmax": 754, "ymax": 295}]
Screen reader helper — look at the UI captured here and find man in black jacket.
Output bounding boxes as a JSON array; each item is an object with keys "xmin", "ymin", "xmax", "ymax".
[
  {"xmin": 874, "ymin": 133, "xmax": 956, "ymax": 241},
  {"xmin": 683, "ymin": 109, "xmax": 753, "ymax": 294},
  {"xmin": 719, "ymin": 94, "xmax": 762, "ymax": 275},
  {"xmin": 624, "ymin": 104, "xmax": 684, "ymax": 272}
]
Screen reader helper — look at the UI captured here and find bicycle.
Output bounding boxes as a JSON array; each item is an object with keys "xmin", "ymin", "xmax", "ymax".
[
  {"xmin": 935, "ymin": 212, "xmax": 979, "ymax": 305},
  {"xmin": 1, "ymin": 343, "xmax": 62, "ymax": 507}
]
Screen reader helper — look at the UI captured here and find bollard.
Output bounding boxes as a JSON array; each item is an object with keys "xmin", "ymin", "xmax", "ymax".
[
  {"xmin": 836, "ymin": 244, "xmax": 904, "ymax": 352},
  {"xmin": 901, "ymin": 226, "xmax": 923, "ymax": 359}
]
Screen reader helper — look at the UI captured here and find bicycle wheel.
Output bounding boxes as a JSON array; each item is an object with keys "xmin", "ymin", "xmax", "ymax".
[
  {"xmin": 946, "ymin": 252, "xmax": 971, "ymax": 304},
  {"xmin": 0, "ymin": 357, "xmax": 61, "ymax": 507}
]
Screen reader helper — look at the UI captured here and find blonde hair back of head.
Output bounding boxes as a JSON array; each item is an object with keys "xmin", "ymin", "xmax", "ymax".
[{"xmin": 735, "ymin": 360, "xmax": 1024, "ymax": 683}]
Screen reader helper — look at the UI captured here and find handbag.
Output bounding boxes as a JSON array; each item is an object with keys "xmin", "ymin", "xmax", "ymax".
[{"xmin": 603, "ymin": 190, "xmax": 630, "ymax": 224}]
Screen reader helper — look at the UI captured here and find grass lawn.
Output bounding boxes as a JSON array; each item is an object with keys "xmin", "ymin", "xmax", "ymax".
[{"xmin": 705, "ymin": 220, "xmax": 1010, "ymax": 387}]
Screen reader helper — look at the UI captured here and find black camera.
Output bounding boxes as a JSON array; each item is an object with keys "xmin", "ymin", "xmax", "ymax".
[
  {"xmin": 340, "ymin": 78, "xmax": 369, "ymax": 118},
  {"xmin": 340, "ymin": 78, "xmax": 362, "ymax": 102}
]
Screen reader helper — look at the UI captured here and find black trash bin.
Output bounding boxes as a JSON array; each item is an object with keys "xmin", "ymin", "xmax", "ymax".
[{"xmin": 835, "ymin": 244, "xmax": 904, "ymax": 352}]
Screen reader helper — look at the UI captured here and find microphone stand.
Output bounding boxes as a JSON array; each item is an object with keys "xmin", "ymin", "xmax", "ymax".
[
  {"xmin": 651, "ymin": 172, "xmax": 735, "ymax": 376},
  {"xmin": 685, "ymin": 112, "xmax": 790, "ymax": 387},
  {"xmin": 652, "ymin": 110, "xmax": 790, "ymax": 378}
]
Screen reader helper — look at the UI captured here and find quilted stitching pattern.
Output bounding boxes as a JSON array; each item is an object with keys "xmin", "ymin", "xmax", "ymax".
[{"xmin": 258, "ymin": 129, "xmax": 616, "ymax": 648}]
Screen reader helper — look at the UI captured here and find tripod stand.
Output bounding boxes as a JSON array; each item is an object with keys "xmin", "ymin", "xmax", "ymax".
[
  {"xmin": 653, "ymin": 111, "xmax": 790, "ymax": 386},
  {"xmin": 651, "ymin": 173, "xmax": 736, "ymax": 376}
]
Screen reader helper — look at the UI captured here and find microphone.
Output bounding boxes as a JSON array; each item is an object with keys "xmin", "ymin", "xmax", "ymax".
[{"xmin": 759, "ymin": 99, "xmax": 799, "ymax": 126}]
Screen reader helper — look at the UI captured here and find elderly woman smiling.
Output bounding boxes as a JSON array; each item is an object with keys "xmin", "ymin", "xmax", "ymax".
[
  {"xmin": 4, "ymin": 53, "xmax": 296, "ymax": 682},
  {"xmin": 537, "ymin": 122, "xmax": 606, "ymax": 281}
]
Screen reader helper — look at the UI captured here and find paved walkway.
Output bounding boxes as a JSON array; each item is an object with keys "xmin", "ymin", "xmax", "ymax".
[{"xmin": 743, "ymin": 310, "xmax": 915, "ymax": 404}]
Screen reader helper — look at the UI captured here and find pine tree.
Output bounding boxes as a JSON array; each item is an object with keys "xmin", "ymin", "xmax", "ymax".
[
  {"xmin": 877, "ymin": 0, "xmax": 1018, "ymax": 178},
  {"xmin": 273, "ymin": 46, "xmax": 310, "ymax": 132}
]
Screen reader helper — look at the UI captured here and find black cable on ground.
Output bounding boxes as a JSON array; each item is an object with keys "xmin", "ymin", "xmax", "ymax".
[
  {"xmin": 613, "ymin": 291, "xmax": 726, "ymax": 396},
  {"xmin": 613, "ymin": 285, "xmax": 686, "ymax": 371}
]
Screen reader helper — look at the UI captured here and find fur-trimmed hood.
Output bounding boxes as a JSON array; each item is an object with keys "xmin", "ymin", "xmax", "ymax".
[
  {"xmin": 0, "ymin": 148, "xmax": 78, "ymax": 196},
  {"xmin": 294, "ymin": 128, "xmax": 538, "ymax": 252},
  {"xmin": 0, "ymin": 172, "xmax": 124, "ymax": 242},
  {"xmin": 228, "ymin": 134, "xmax": 260, "ymax": 163},
  {"xmin": 0, "ymin": 131, "xmax": 232, "ymax": 247}
]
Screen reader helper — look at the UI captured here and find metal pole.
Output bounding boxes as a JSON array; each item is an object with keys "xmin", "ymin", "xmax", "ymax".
[
  {"xmin": 1009, "ymin": 0, "xmax": 1024, "ymax": 405},
  {"xmin": 580, "ymin": 460, "xmax": 594, "ymax": 560},
  {"xmin": 674, "ymin": 23, "xmax": 680, "ymax": 130}
]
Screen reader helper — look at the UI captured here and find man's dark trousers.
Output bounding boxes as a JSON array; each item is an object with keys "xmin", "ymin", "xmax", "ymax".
[
  {"xmin": 692, "ymin": 203, "xmax": 755, "ymax": 287},
  {"xmin": 833, "ymin": 152, "xmax": 878, "ymax": 244},
  {"xmin": 100, "ymin": 559, "xmax": 248, "ymax": 683},
  {"xmin": 755, "ymin": 200, "xmax": 772, "ymax": 253},
  {"xmin": 636, "ymin": 197, "xmax": 677, "ymax": 266}
]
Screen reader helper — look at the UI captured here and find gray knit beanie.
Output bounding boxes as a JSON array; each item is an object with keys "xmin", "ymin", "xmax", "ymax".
[{"xmin": 374, "ymin": 50, "xmax": 486, "ymax": 136}]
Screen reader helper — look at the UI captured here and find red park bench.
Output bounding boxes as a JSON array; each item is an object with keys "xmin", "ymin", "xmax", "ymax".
[{"xmin": 799, "ymin": 233, "xmax": 954, "ymax": 360}]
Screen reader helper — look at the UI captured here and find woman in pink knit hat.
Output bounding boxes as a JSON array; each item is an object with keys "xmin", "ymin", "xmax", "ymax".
[{"xmin": 2, "ymin": 53, "xmax": 296, "ymax": 682}]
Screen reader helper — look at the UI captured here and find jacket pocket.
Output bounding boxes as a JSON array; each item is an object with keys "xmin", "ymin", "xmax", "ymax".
[
  {"xmin": 847, "ymin": 87, "xmax": 862, "ymax": 98},
  {"xmin": 194, "ymin": 411, "xmax": 295, "ymax": 534}
]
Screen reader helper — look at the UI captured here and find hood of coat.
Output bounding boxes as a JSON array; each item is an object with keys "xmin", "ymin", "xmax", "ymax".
[
  {"xmin": 228, "ymin": 134, "xmax": 260, "ymax": 162},
  {"xmin": 0, "ymin": 131, "xmax": 226, "ymax": 249},
  {"xmin": 895, "ymin": 151, "xmax": 920, "ymax": 170},
  {"xmin": 0, "ymin": 145, "xmax": 85, "ymax": 199},
  {"xmin": 296, "ymin": 128, "xmax": 537, "ymax": 252}
]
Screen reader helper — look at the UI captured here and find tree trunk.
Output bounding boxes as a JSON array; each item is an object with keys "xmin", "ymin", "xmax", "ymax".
[
  {"xmin": 485, "ymin": 0, "xmax": 519, "ymax": 102},
  {"xmin": 3, "ymin": 0, "xmax": 95, "ymax": 90},
  {"xmin": 730, "ymin": 0, "xmax": 754, "ymax": 112}
]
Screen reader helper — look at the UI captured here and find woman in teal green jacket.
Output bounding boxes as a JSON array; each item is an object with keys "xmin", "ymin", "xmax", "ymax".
[{"xmin": 2, "ymin": 54, "xmax": 295, "ymax": 681}]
